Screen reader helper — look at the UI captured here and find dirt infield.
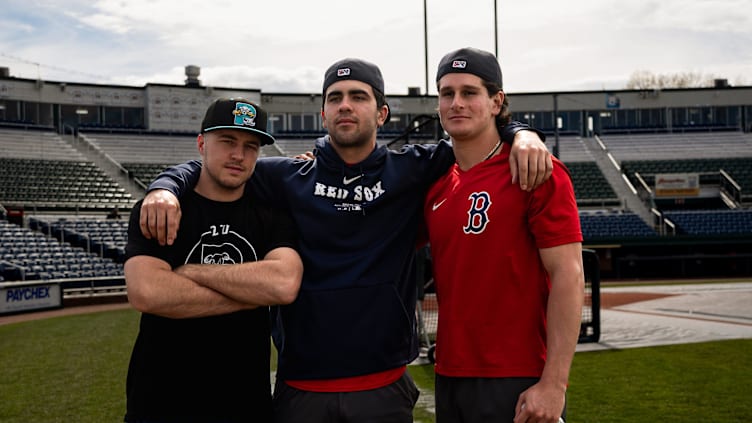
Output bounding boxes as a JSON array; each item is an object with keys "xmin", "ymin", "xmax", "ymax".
[
  {"xmin": 599, "ymin": 291, "xmax": 674, "ymax": 308},
  {"xmin": 0, "ymin": 295, "xmax": 131, "ymax": 326}
]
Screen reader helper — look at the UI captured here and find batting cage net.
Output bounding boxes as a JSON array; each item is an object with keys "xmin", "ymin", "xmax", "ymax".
[
  {"xmin": 416, "ymin": 247, "xmax": 601, "ymax": 363},
  {"xmin": 579, "ymin": 249, "xmax": 601, "ymax": 343}
]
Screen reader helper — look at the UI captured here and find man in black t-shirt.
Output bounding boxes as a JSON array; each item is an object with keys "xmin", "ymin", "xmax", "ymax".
[{"xmin": 124, "ymin": 98, "xmax": 303, "ymax": 423}]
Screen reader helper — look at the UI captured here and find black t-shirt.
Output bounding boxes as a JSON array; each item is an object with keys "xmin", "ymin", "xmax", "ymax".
[{"xmin": 124, "ymin": 190, "xmax": 297, "ymax": 422}]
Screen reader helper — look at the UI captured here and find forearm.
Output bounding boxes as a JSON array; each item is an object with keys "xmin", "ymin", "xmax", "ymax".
[
  {"xmin": 146, "ymin": 160, "xmax": 202, "ymax": 195},
  {"xmin": 540, "ymin": 261, "xmax": 585, "ymax": 389},
  {"xmin": 175, "ymin": 247, "xmax": 302, "ymax": 306},
  {"xmin": 500, "ymin": 121, "xmax": 546, "ymax": 144},
  {"xmin": 125, "ymin": 258, "xmax": 251, "ymax": 319}
]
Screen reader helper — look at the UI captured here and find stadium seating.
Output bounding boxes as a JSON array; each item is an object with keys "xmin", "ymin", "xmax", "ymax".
[
  {"xmin": 662, "ymin": 209, "xmax": 752, "ymax": 236},
  {"xmin": 0, "ymin": 219, "xmax": 124, "ymax": 288},
  {"xmin": 0, "ymin": 128, "xmax": 87, "ymax": 161},
  {"xmin": 621, "ymin": 157, "xmax": 752, "ymax": 203},
  {"xmin": 30, "ymin": 216, "xmax": 127, "ymax": 263},
  {"xmin": 0, "ymin": 157, "xmax": 133, "ymax": 210},
  {"xmin": 122, "ymin": 162, "xmax": 175, "ymax": 188},
  {"xmin": 556, "ymin": 136, "xmax": 595, "ymax": 163},
  {"xmin": 601, "ymin": 132, "xmax": 752, "ymax": 162},
  {"xmin": 579, "ymin": 210, "xmax": 658, "ymax": 239},
  {"xmin": 80, "ymin": 132, "xmax": 200, "ymax": 164},
  {"xmin": 566, "ymin": 162, "xmax": 619, "ymax": 206}
]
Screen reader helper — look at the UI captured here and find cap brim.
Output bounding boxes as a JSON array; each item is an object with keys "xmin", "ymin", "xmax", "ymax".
[{"xmin": 203, "ymin": 125, "xmax": 276, "ymax": 145}]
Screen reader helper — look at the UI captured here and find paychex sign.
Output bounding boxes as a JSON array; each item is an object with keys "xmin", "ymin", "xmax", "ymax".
[{"xmin": 0, "ymin": 283, "xmax": 62, "ymax": 314}]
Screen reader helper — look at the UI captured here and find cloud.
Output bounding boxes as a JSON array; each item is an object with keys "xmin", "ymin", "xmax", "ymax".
[
  {"xmin": 1, "ymin": 0, "xmax": 751, "ymax": 94},
  {"xmin": 0, "ymin": 18, "xmax": 35, "ymax": 38},
  {"xmin": 69, "ymin": 12, "xmax": 132, "ymax": 35},
  {"xmin": 116, "ymin": 64, "xmax": 323, "ymax": 92}
]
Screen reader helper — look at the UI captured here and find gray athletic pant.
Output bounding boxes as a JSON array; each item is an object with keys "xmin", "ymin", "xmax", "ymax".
[
  {"xmin": 273, "ymin": 371, "xmax": 420, "ymax": 423},
  {"xmin": 435, "ymin": 374, "xmax": 567, "ymax": 423}
]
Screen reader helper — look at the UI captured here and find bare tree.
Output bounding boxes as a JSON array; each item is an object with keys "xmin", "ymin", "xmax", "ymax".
[{"xmin": 626, "ymin": 70, "xmax": 720, "ymax": 89}]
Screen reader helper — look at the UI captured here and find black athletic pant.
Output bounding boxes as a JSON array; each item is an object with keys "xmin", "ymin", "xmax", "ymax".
[
  {"xmin": 435, "ymin": 374, "xmax": 567, "ymax": 423},
  {"xmin": 273, "ymin": 371, "xmax": 420, "ymax": 423}
]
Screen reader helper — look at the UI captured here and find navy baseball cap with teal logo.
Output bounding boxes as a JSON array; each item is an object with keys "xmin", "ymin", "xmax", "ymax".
[{"xmin": 201, "ymin": 98, "xmax": 275, "ymax": 145}]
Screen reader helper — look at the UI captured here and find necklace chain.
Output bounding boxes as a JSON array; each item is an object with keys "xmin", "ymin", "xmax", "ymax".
[{"xmin": 483, "ymin": 139, "xmax": 502, "ymax": 161}]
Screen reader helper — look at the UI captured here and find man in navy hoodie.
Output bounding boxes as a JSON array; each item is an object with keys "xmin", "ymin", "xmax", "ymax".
[{"xmin": 139, "ymin": 58, "xmax": 552, "ymax": 422}]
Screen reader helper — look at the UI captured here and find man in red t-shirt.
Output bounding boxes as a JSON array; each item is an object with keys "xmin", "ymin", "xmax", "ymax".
[{"xmin": 424, "ymin": 47, "xmax": 585, "ymax": 423}]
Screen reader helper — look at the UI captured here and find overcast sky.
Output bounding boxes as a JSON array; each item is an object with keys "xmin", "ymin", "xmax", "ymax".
[{"xmin": 1, "ymin": 0, "xmax": 750, "ymax": 95}]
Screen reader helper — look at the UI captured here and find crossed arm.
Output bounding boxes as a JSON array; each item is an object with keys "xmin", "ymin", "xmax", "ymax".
[
  {"xmin": 514, "ymin": 242, "xmax": 585, "ymax": 423},
  {"xmin": 125, "ymin": 246, "xmax": 303, "ymax": 319}
]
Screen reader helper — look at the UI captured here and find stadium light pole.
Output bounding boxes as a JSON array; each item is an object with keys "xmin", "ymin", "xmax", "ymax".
[
  {"xmin": 424, "ymin": 1, "xmax": 498, "ymax": 91},
  {"xmin": 554, "ymin": 93, "xmax": 559, "ymax": 159},
  {"xmin": 494, "ymin": 0, "xmax": 499, "ymax": 58},
  {"xmin": 424, "ymin": 0, "xmax": 429, "ymax": 95},
  {"xmin": 553, "ymin": 93, "xmax": 560, "ymax": 158}
]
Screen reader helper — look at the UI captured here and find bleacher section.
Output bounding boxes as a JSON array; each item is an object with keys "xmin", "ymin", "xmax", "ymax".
[
  {"xmin": 566, "ymin": 162, "xmax": 619, "ymax": 206},
  {"xmin": 0, "ymin": 128, "xmax": 135, "ymax": 210},
  {"xmin": 29, "ymin": 216, "xmax": 128, "ymax": 263},
  {"xmin": 557, "ymin": 136, "xmax": 595, "ymax": 163},
  {"xmin": 0, "ymin": 219, "xmax": 123, "ymax": 289},
  {"xmin": 621, "ymin": 157, "xmax": 752, "ymax": 203},
  {"xmin": 0, "ymin": 158, "xmax": 133, "ymax": 209},
  {"xmin": 81, "ymin": 132, "xmax": 200, "ymax": 164},
  {"xmin": 603, "ymin": 132, "xmax": 752, "ymax": 206},
  {"xmin": 579, "ymin": 211, "xmax": 658, "ymax": 239},
  {"xmin": 662, "ymin": 209, "xmax": 752, "ymax": 236},
  {"xmin": 555, "ymin": 136, "xmax": 611, "ymax": 206},
  {"xmin": 124, "ymin": 163, "xmax": 175, "ymax": 187},
  {"xmin": 0, "ymin": 128, "xmax": 87, "ymax": 161},
  {"xmin": 601, "ymin": 132, "xmax": 752, "ymax": 161}
]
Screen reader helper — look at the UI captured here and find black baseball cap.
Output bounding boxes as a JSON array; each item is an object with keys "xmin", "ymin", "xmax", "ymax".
[
  {"xmin": 436, "ymin": 47, "xmax": 503, "ymax": 89},
  {"xmin": 201, "ymin": 98, "xmax": 275, "ymax": 145},
  {"xmin": 322, "ymin": 58, "xmax": 391, "ymax": 124}
]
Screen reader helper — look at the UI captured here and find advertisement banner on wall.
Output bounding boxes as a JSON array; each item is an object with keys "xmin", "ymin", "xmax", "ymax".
[
  {"xmin": 655, "ymin": 173, "xmax": 701, "ymax": 197},
  {"xmin": 0, "ymin": 283, "xmax": 62, "ymax": 315}
]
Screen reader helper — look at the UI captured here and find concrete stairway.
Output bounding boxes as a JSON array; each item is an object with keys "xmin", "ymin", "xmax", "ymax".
[
  {"xmin": 62, "ymin": 132, "xmax": 145, "ymax": 207},
  {"xmin": 580, "ymin": 135, "xmax": 655, "ymax": 226}
]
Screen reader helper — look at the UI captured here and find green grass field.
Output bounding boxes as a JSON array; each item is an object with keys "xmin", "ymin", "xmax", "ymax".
[{"xmin": 1, "ymin": 307, "xmax": 750, "ymax": 422}]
